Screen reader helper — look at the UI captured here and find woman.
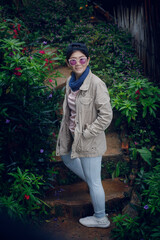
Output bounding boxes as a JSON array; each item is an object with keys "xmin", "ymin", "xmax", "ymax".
[{"xmin": 56, "ymin": 43, "xmax": 113, "ymax": 228}]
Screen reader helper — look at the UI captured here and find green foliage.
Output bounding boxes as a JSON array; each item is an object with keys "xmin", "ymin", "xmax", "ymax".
[
  {"xmin": 102, "ymin": 160, "xmax": 130, "ymax": 179},
  {"xmin": 142, "ymin": 159, "xmax": 160, "ymax": 214},
  {"xmin": 0, "ymin": 167, "xmax": 49, "ymax": 222},
  {"xmin": 111, "ymin": 212, "xmax": 160, "ymax": 240},
  {"xmin": 111, "ymin": 158, "xmax": 160, "ymax": 239},
  {"xmin": 13, "ymin": 0, "xmax": 32, "ymax": 9},
  {"xmin": 130, "ymin": 146, "xmax": 152, "ymax": 166},
  {"xmin": 1, "ymin": 0, "xmax": 93, "ymax": 38},
  {"xmin": 111, "ymin": 214, "xmax": 139, "ymax": 239},
  {"xmin": 56, "ymin": 49, "xmax": 66, "ymax": 66},
  {"xmin": 0, "ymin": 19, "xmax": 63, "ymax": 186},
  {"xmin": 112, "ymin": 161, "xmax": 121, "ymax": 179},
  {"xmin": 110, "ymin": 77, "xmax": 160, "ymax": 123},
  {"xmin": 137, "ymin": 147, "xmax": 152, "ymax": 166}
]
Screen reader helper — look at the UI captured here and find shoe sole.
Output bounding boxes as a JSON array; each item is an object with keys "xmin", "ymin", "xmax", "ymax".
[{"xmin": 79, "ymin": 220, "xmax": 111, "ymax": 228}]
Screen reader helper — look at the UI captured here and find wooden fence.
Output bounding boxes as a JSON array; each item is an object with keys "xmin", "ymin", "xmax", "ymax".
[{"xmin": 92, "ymin": 0, "xmax": 160, "ymax": 83}]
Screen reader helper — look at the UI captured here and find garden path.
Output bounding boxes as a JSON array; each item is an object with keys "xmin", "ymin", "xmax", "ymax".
[
  {"xmin": 43, "ymin": 66, "xmax": 130, "ymax": 240},
  {"xmin": 54, "ymin": 66, "xmax": 71, "ymax": 88}
]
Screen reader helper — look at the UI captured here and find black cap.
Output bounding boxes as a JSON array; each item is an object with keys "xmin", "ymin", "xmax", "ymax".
[{"xmin": 66, "ymin": 42, "xmax": 89, "ymax": 61}]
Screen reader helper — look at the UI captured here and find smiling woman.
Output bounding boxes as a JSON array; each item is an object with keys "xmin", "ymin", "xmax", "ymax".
[
  {"xmin": 67, "ymin": 51, "xmax": 90, "ymax": 79},
  {"xmin": 56, "ymin": 42, "xmax": 113, "ymax": 228}
]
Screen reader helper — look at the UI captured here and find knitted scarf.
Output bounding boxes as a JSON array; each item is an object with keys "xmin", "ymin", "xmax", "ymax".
[{"xmin": 69, "ymin": 66, "xmax": 90, "ymax": 92}]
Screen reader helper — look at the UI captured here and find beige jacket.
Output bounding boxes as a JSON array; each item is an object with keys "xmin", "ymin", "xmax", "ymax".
[{"xmin": 56, "ymin": 70, "xmax": 113, "ymax": 158}]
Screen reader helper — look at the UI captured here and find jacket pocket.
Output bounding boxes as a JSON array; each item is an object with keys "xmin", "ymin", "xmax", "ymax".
[
  {"xmin": 79, "ymin": 97, "xmax": 94, "ymax": 122},
  {"xmin": 79, "ymin": 97, "xmax": 93, "ymax": 105},
  {"xmin": 76, "ymin": 134, "xmax": 96, "ymax": 153}
]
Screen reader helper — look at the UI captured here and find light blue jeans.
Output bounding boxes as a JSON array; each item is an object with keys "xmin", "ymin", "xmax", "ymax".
[{"xmin": 61, "ymin": 152, "xmax": 106, "ymax": 218}]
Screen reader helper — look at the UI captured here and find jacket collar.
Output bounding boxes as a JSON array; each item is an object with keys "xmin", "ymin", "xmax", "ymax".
[{"xmin": 79, "ymin": 70, "xmax": 92, "ymax": 91}]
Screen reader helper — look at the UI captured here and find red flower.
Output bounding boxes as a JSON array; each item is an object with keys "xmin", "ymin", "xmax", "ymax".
[
  {"xmin": 24, "ymin": 194, "xmax": 30, "ymax": 200},
  {"xmin": 17, "ymin": 24, "xmax": 21, "ymax": 31},
  {"xmin": 3, "ymin": 19, "xmax": 6, "ymax": 22},
  {"xmin": 14, "ymin": 67, "xmax": 21, "ymax": 71},
  {"xmin": 13, "ymin": 35, "xmax": 17, "ymax": 39},
  {"xmin": 22, "ymin": 47, "xmax": 27, "ymax": 53},
  {"xmin": 49, "ymin": 79, "xmax": 52, "ymax": 83},
  {"xmin": 14, "ymin": 67, "xmax": 22, "ymax": 76},
  {"xmin": 49, "ymin": 60, "xmax": 53, "ymax": 63},
  {"xmin": 44, "ymin": 59, "xmax": 49, "ymax": 67},
  {"xmin": 52, "ymin": 132, "xmax": 56, "ymax": 137},
  {"xmin": 135, "ymin": 89, "xmax": 140, "ymax": 95},
  {"xmin": 39, "ymin": 50, "xmax": 45, "ymax": 54},
  {"xmin": 13, "ymin": 29, "xmax": 18, "ymax": 35}
]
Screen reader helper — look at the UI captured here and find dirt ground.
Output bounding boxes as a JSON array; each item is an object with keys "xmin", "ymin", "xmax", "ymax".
[{"xmin": 43, "ymin": 215, "xmax": 115, "ymax": 240}]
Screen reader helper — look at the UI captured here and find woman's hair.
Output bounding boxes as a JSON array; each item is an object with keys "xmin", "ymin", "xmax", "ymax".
[{"xmin": 66, "ymin": 42, "xmax": 89, "ymax": 61}]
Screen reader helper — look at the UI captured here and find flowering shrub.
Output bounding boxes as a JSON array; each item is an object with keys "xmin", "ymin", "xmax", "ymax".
[
  {"xmin": 109, "ymin": 77, "xmax": 160, "ymax": 122},
  {"xmin": 0, "ymin": 19, "xmax": 63, "ymax": 184},
  {"xmin": 0, "ymin": 17, "xmax": 64, "ymax": 221},
  {"xmin": 1, "ymin": 0, "xmax": 93, "ymax": 41},
  {"xmin": 0, "ymin": 166, "xmax": 49, "ymax": 222}
]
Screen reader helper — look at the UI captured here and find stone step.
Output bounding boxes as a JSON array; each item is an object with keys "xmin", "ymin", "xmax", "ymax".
[
  {"xmin": 44, "ymin": 178, "xmax": 131, "ymax": 218},
  {"xmin": 103, "ymin": 131, "xmax": 122, "ymax": 159}
]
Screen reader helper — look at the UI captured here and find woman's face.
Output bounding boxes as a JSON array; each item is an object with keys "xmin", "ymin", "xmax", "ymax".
[{"xmin": 67, "ymin": 50, "xmax": 90, "ymax": 79}]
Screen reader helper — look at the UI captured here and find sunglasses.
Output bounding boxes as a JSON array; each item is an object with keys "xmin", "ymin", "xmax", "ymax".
[{"xmin": 68, "ymin": 57, "xmax": 87, "ymax": 66}]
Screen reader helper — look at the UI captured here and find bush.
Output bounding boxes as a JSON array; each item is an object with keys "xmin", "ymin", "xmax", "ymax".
[
  {"xmin": 0, "ymin": 166, "xmax": 49, "ymax": 222},
  {"xmin": 111, "ymin": 158, "xmax": 160, "ymax": 240},
  {"xmin": 0, "ymin": 18, "xmax": 63, "ymax": 182},
  {"xmin": 109, "ymin": 77, "xmax": 160, "ymax": 123},
  {"xmin": 0, "ymin": 17, "xmax": 64, "ymax": 222},
  {"xmin": 0, "ymin": 0, "xmax": 93, "ymax": 40}
]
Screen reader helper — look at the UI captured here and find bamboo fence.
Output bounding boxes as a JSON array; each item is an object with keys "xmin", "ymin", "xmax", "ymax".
[{"xmin": 112, "ymin": 0, "xmax": 160, "ymax": 83}]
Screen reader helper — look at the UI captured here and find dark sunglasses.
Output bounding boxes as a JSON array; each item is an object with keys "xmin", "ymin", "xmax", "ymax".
[{"xmin": 68, "ymin": 57, "xmax": 87, "ymax": 66}]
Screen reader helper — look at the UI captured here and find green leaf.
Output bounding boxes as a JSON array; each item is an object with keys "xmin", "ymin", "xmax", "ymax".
[{"xmin": 137, "ymin": 147, "xmax": 152, "ymax": 165}]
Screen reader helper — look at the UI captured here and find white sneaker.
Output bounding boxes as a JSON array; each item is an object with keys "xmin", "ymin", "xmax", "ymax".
[{"xmin": 79, "ymin": 215, "xmax": 110, "ymax": 228}]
